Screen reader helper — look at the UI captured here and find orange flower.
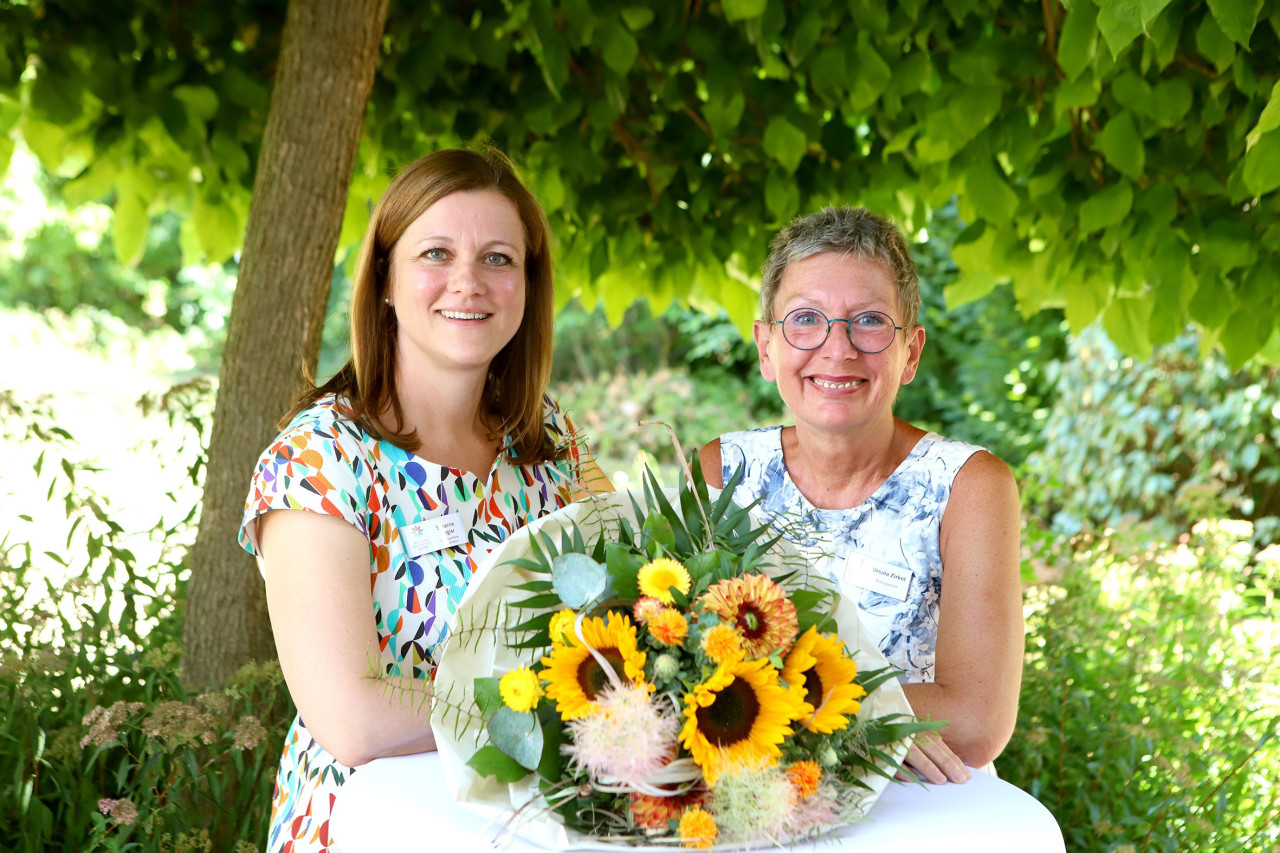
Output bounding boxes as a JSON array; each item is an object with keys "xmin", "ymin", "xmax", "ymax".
[
  {"xmin": 699, "ymin": 574, "xmax": 798, "ymax": 659},
  {"xmin": 701, "ymin": 623, "xmax": 743, "ymax": 665},
  {"xmin": 629, "ymin": 789, "xmax": 707, "ymax": 831},
  {"xmin": 786, "ymin": 760, "xmax": 822, "ymax": 800},
  {"xmin": 648, "ymin": 608, "xmax": 689, "ymax": 646},
  {"xmin": 678, "ymin": 806, "xmax": 718, "ymax": 849}
]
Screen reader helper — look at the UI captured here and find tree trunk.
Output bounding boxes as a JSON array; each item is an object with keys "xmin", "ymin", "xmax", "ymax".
[{"xmin": 183, "ymin": 0, "xmax": 389, "ymax": 689}]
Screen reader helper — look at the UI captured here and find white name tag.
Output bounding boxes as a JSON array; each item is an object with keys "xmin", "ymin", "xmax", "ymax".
[
  {"xmin": 401, "ymin": 512, "xmax": 467, "ymax": 557},
  {"xmin": 843, "ymin": 553, "xmax": 913, "ymax": 601}
]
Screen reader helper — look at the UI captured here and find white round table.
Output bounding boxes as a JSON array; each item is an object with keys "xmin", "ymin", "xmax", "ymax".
[{"xmin": 330, "ymin": 752, "xmax": 1065, "ymax": 852}]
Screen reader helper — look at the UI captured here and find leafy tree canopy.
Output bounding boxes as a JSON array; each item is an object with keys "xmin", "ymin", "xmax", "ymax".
[{"xmin": 3, "ymin": 0, "xmax": 1279, "ymax": 365}]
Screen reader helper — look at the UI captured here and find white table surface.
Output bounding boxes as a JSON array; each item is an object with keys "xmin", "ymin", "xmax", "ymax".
[{"xmin": 330, "ymin": 752, "xmax": 1065, "ymax": 852}]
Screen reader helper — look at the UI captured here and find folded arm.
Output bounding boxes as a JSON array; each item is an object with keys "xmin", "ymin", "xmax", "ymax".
[
  {"xmin": 901, "ymin": 450, "xmax": 1024, "ymax": 781},
  {"xmin": 258, "ymin": 509, "xmax": 437, "ymax": 768}
]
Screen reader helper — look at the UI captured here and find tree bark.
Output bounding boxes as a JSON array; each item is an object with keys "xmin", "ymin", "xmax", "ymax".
[{"xmin": 183, "ymin": 0, "xmax": 389, "ymax": 689}]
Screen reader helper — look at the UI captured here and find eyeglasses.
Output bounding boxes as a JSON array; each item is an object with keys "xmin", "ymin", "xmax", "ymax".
[{"xmin": 773, "ymin": 308, "xmax": 904, "ymax": 353}]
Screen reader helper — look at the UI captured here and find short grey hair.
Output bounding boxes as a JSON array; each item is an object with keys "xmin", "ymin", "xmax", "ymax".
[{"xmin": 758, "ymin": 206, "xmax": 921, "ymax": 328}]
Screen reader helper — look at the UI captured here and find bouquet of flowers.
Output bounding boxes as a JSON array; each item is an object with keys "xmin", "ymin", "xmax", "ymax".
[{"xmin": 431, "ymin": 466, "xmax": 932, "ymax": 850}]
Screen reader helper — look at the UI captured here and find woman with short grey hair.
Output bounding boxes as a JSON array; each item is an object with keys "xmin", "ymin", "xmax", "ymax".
[{"xmin": 700, "ymin": 206, "xmax": 1024, "ymax": 785}]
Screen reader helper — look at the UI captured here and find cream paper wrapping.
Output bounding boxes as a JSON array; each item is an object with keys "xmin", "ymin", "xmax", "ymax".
[{"xmin": 430, "ymin": 489, "xmax": 914, "ymax": 851}]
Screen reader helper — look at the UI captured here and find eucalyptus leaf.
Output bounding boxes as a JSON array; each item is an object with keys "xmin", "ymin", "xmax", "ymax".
[
  {"xmin": 488, "ymin": 705, "xmax": 544, "ymax": 771},
  {"xmin": 552, "ymin": 553, "xmax": 608, "ymax": 609}
]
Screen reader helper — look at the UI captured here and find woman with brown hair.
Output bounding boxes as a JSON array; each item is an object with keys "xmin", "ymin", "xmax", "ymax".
[{"xmin": 238, "ymin": 148, "xmax": 603, "ymax": 852}]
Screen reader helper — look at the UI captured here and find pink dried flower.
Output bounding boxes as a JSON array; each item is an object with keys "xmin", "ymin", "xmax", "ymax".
[
  {"xmin": 97, "ymin": 797, "xmax": 138, "ymax": 825},
  {"xmin": 141, "ymin": 701, "xmax": 217, "ymax": 747},
  {"xmin": 632, "ymin": 596, "xmax": 665, "ymax": 625},
  {"xmin": 782, "ymin": 781, "xmax": 843, "ymax": 836},
  {"xmin": 566, "ymin": 683, "xmax": 679, "ymax": 785},
  {"xmin": 232, "ymin": 715, "xmax": 268, "ymax": 751},
  {"xmin": 81, "ymin": 701, "xmax": 145, "ymax": 748}
]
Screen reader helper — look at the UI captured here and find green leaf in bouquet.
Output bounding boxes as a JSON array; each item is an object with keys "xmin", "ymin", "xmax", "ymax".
[
  {"xmin": 642, "ymin": 510, "xmax": 677, "ymax": 554},
  {"xmin": 552, "ymin": 552, "xmax": 609, "ymax": 609},
  {"xmin": 604, "ymin": 542, "xmax": 641, "ymax": 600},
  {"xmin": 473, "ymin": 677, "xmax": 505, "ymax": 720},
  {"xmin": 504, "ymin": 557, "xmax": 552, "ymax": 574},
  {"xmin": 679, "ymin": 481, "xmax": 709, "ymax": 545},
  {"xmin": 563, "ymin": 524, "xmax": 587, "ymax": 554},
  {"xmin": 508, "ymin": 610, "xmax": 553, "ymax": 638},
  {"xmin": 535, "ymin": 699, "xmax": 568, "ymax": 781},
  {"xmin": 511, "ymin": 592, "xmax": 564, "ymax": 610},
  {"xmin": 467, "ymin": 744, "xmax": 530, "ymax": 783},
  {"xmin": 857, "ymin": 665, "xmax": 907, "ymax": 694},
  {"xmin": 792, "ymin": 588, "xmax": 840, "ymax": 634},
  {"xmin": 641, "ymin": 467, "xmax": 695, "ymax": 554},
  {"xmin": 863, "ymin": 716, "xmax": 946, "ymax": 745},
  {"xmin": 509, "ymin": 579, "xmax": 555, "ymax": 592},
  {"xmin": 685, "ymin": 549, "xmax": 733, "ymax": 584},
  {"xmin": 489, "ymin": 705, "xmax": 544, "ymax": 770}
]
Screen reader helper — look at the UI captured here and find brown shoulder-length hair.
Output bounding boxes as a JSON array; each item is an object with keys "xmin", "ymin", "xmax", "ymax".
[{"xmin": 286, "ymin": 147, "xmax": 563, "ymax": 465}]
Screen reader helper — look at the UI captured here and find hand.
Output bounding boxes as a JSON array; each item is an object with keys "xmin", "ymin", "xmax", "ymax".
[{"xmin": 896, "ymin": 731, "xmax": 971, "ymax": 785}]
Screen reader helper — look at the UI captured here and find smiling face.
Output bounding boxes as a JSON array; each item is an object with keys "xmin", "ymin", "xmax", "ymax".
[
  {"xmin": 754, "ymin": 251, "xmax": 925, "ymax": 436},
  {"xmin": 387, "ymin": 190, "xmax": 527, "ymax": 381}
]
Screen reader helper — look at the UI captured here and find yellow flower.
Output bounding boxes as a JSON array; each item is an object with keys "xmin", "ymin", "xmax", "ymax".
[
  {"xmin": 548, "ymin": 608, "xmax": 578, "ymax": 645},
  {"xmin": 677, "ymin": 806, "xmax": 718, "ymax": 849},
  {"xmin": 680, "ymin": 658, "xmax": 805, "ymax": 786},
  {"xmin": 499, "ymin": 666, "xmax": 543, "ymax": 713},
  {"xmin": 647, "ymin": 608, "xmax": 689, "ymax": 646},
  {"xmin": 786, "ymin": 760, "xmax": 822, "ymax": 799},
  {"xmin": 540, "ymin": 612, "xmax": 649, "ymax": 720},
  {"xmin": 780, "ymin": 627, "xmax": 866, "ymax": 734},
  {"xmin": 699, "ymin": 574, "xmax": 799, "ymax": 659},
  {"xmin": 638, "ymin": 558, "xmax": 692, "ymax": 605}
]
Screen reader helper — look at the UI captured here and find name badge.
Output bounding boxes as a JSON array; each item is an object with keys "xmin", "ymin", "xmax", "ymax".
[
  {"xmin": 843, "ymin": 553, "xmax": 913, "ymax": 601},
  {"xmin": 401, "ymin": 512, "xmax": 467, "ymax": 557}
]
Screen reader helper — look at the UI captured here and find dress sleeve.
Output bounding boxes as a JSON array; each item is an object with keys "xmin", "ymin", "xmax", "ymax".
[{"xmin": 238, "ymin": 413, "xmax": 371, "ymax": 558}]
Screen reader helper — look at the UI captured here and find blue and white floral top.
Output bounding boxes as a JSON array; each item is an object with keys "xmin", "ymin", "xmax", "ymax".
[{"xmin": 719, "ymin": 426, "xmax": 983, "ymax": 684}]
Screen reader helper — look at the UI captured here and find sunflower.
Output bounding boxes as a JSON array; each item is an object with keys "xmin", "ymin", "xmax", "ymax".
[
  {"xmin": 699, "ymin": 574, "xmax": 799, "ymax": 659},
  {"xmin": 680, "ymin": 657, "xmax": 805, "ymax": 786},
  {"xmin": 638, "ymin": 558, "xmax": 692, "ymax": 605},
  {"xmin": 779, "ymin": 627, "xmax": 865, "ymax": 734},
  {"xmin": 541, "ymin": 612, "xmax": 649, "ymax": 719}
]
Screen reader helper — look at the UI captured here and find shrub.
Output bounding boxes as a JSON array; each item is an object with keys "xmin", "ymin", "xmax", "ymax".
[
  {"xmin": 1002, "ymin": 518, "xmax": 1280, "ymax": 852},
  {"xmin": 0, "ymin": 390, "xmax": 290, "ymax": 852},
  {"xmin": 1024, "ymin": 326, "xmax": 1280, "ymax": 545}
]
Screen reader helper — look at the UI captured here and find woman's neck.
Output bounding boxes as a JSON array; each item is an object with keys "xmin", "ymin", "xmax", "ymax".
[
  {"xmin": 387, "ymin": 365, "xmax": 500, "ymax": 475},
  {"xmin": 782, "ymin": 417, "xmax": 923, "ymax": 510}
]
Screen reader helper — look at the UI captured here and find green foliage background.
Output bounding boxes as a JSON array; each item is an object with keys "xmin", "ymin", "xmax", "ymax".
[
  {"xmin": 9, "ymin": 146, "xmax": 1279, "ymax": 851},
  {"xmin": 4, "ymin": 0, "xmax": 1280, "ymax": 361}
]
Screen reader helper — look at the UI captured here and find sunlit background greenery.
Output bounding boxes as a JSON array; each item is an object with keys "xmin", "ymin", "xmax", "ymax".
[{"xmin": 2, "ymin": 142, "xmax": 1277, "ymax": 851}]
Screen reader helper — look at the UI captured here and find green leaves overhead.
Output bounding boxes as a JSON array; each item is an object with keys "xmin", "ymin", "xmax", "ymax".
[{"xmin": 5, "ymin": 0, "xmax": 1280, "ymax": 363}]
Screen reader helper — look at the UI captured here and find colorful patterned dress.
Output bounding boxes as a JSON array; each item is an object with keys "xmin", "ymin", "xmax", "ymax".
[
  {"xmin": 718, "ymin": 426, "xmax": 982, "ymax": 684},
  {"xmin": 239, "ymin": 395, "xmax": 581, "ymax": 853}
]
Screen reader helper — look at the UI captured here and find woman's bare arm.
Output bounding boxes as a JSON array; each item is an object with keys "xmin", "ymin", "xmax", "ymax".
[{"xmin": 259, "ymin": 509, "xmax": 437, "ymax": 767}]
